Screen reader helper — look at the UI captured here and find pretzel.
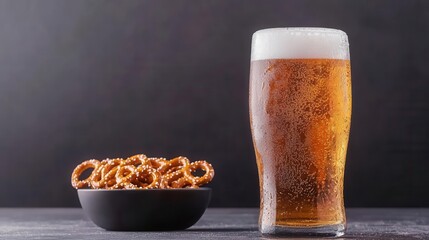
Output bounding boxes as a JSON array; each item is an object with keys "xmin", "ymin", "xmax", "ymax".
[
  {"xmin": 162, "ymin": 172, "xmax": 198, "ymax": 189},
  {"xmin": 160, "ymin": 170, "xmax": 186, "ymax": 188},
  {"xmin": 125, "ymin": 154, "xmax": 147, "ymax": 166},
  {"xmin": 134, "ymin": 165, "xmax": 161, "ymax": 189},
  {"xmin": 71, "ymin": 159, "xmax": 100, "ymax": 189},
  {"xmin": 144, "ymin": 157, "xmax": 168, "ymax": 171},
  {"xmin": 116, "ymin": 165, "xmax": 137, "ymax": 186},
  {"xmin": 71, "ymin": 155, "xmax": 214, "ymax": 189},
  {"xmin": 183, "ymin": 161, "xmax": 215, "ymax": 186},
  {"xmin": 158, "ymin": 156, "xmax": 190, "ymax": 174},
  {"xmin": 89, "ymin": 158, "xmax": 122, "ymax": 188},
  {"xmin": 90, "ymin": 160, "xmax": 109, "ymax": 188}
]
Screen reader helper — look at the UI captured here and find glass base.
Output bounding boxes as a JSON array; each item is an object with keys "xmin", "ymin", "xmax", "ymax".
[{"xmin": 261, "ymin": 223, "xmax": 345, "ymax": 237}]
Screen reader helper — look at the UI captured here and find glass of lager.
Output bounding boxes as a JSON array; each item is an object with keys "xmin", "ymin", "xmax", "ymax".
[{"xmin": 249, "ymin": 28, "xmax": 351, "ymax": 237}]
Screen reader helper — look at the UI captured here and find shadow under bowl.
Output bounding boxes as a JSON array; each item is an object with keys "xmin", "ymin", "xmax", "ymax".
[{"xmin": 78, "ymin": 188, "xmax": 211, "ymax": 231}]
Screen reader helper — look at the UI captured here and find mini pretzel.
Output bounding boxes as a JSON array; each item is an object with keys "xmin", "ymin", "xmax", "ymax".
[
  {"xmin": 90, "ymin": 160, "xmax": 109, "ymax": 188},
  {"xmin": 134, "ymin": 165, "xmax": 161, "ymax": 189},
  {"xmin": 144, "ymin": 157, "xmax": 168, "ymax": 171},
  {"xmin": 116, "ymin": 165, "xmax": 137, "ymax": 185},
  {"xmin": 125, "ymin": 154, "xmax": 147, "ymax": 166},
  {"xmin": 160, "ymin": 170, "xmax": 185, "ymax": 188},
  {"xmin": 159, "ymin": 156, "xmax": 190, "ymax": 175},
  {"xmin": 183, "ymin": 161, "xmax": 215, "ymax": 186},
  {"xmin": 170, "ymin": 176, "xmax": 198, "ymax": 188},
  {"xmin": 71, "ymin": 159, "xmax": 100, "ymax": 189},
  {"xmin": 71, "ymin": 155, "xmax": 214, "ymax": 189}
]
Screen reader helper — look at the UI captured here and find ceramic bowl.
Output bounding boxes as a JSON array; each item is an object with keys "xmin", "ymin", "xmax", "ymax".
[{"xmin": 78, "ymin": 188, "xmax": 211, "ymax": 231}]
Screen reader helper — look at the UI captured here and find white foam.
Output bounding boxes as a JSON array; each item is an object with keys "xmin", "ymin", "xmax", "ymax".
[{"xmin": 251, "ymin": 28, "xmax": 349, "ymax": 61}]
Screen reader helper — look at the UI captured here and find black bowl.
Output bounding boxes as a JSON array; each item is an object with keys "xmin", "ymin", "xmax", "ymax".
[{"xmin": 78, "ymin": 188, "xmax": 211, "ymax": 231}]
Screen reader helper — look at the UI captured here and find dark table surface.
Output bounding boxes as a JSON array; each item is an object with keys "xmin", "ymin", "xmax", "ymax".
[{"xmin": 0, "ymin": 208, "xmax": 428, "ymax": 239}]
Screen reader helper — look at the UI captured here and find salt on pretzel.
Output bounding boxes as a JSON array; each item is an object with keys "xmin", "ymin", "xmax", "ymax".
[
  {"xmin": 71, "ymin": 155, "xmax": 214, "ymax": 189},
  {"xmin": 116, "ymin": 165, "xmax": 137, "ymax": 186},
  {"xmin": 183, "ymin": 161, "xmax": 215, "ymax": 186},
  {"xmin": 158, "ymin": 156, "xmax": 190, "ymax": 175},
  {"xmin": 90, "ymin": 160, "xmax": 109, "ymax": 188},
  {"xmin": 134, "ymin": 165, "xmax": 161, "ymax": 189},
  {"xmin": 71, "ymin": 159, "xmax": 100, "ymax": 189},
  {"xmin": 144, "ymin": 157, "xmax": 168, "ymax": 171},
  {"xmin": 160, "ymin": 170, "xmax": 185, "ymax": 188},
  {"xmin": 125, "ymin": 154, "xmax": 147, "ymax": 166}
]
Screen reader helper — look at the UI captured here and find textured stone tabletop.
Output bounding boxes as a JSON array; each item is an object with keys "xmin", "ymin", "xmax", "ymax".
[{"xmin": 0, "ymin": 208, "xmax": 428, "ymax": 239}]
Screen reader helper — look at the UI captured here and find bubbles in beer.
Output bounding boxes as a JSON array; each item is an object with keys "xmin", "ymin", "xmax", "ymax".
[{"xmin": 250, "ymin": 58, "xmax": 351, "ymax": 227}]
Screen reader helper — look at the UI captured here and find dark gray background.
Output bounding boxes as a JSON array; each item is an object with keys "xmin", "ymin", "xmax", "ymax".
[{"xmin": 0, "ymin": 0, "xmax": 428, "ymax": 207}]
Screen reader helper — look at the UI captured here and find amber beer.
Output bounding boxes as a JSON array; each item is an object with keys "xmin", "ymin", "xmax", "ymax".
[{"xmin": 249, "ymin": 28, "xmax": 351, "ymax": 237}]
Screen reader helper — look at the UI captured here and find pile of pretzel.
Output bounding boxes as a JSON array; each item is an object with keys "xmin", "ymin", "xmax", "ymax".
[{"xmin": 71, "ymin": 154, "xmax": 214, "ymax": 189}]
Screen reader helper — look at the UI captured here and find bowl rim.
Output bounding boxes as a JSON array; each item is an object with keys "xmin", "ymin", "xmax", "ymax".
[{"xmin": 77, "ymin": 187, "xmax": 211, "ymax": 192}]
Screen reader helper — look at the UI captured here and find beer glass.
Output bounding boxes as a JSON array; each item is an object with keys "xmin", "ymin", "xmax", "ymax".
[{"xmin": 249, "ymin": 28, "xmax": 351, "ymax": 237}]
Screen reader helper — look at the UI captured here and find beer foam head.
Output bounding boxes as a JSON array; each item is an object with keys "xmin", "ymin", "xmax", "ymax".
[{"xmin": 251, "ymin": 28, "xmax": 349, "ymax": 61}]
